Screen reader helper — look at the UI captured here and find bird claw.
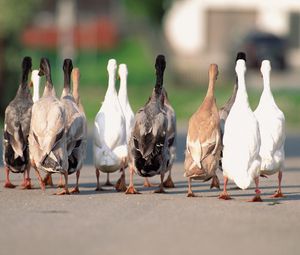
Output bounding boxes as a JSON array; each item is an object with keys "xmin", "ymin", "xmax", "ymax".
[
  {"xmin": 219, "ymin": 192, "xmax": 232, "ymax": 200},
  {"xmin": 125, "ymin": 186, "xmax": 140, "ymax": 194}
]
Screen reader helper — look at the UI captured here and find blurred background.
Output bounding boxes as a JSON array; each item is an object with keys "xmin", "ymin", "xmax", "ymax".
[{"xmin": 0, "ymin": 0, "xmax": 299, "ymax": 132}]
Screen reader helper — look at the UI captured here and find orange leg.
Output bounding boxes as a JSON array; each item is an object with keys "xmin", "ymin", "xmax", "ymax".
[
  {"xmin": 31, "ymin": 162, "xmax": 45, "ymax": 191},
  {"xmin": 219, "ymin": 176, "xmax": 231, "ymax": 200},
  {"xmin": 95, "ymin": 168, "xmax": 103, "ymax": 191},
  {"xmin": 43, "ymin": 173, "xmax": 53, "ymax": 187},
  {"xmin": 187, "ymin": 177, "xmax": 195, "ymax": 197},
  {"xmin": 153, "ymin": 173, "xmax": 166, "ymax": 193},
  {"xmin": 104, "ymin": 173, "xmax": 113, "ymax": 186},
  {"xmin": 57, "ymin": 174, "xmax": 64, "ymax": 188},
  {"xmin": 4, "ymin": 166, "xmax": 16, "ymax": 188},
  {"xmin": 271, "ymin": 170, "xmax": 285, "ymax": 198},
  {"xmin": 163, "ymin": 170, "xmax": 175, "ymax": 188},
  {"xmin": 55, "ymin": 172, "xmax": 69, "ymax": 195},
  {"xmin": 248, "ymin": 177, "xmax": 263, "ymax": 202},
  {"xmin": 70, "ymin": 170, "xmax": 80, "ymax": 194},
  {"xmin": 115, "ymin": 169, "xmax": 127, "ymax": 192},
  {"xmin": 22, "ymin": 164, "xmax": 32, "ymax": 189},
  {"xmin": 125, "ymin": 167, "xmax": 140, "ymax": 194},
  {"xmin": 143, "ymin": 177, "xmax": 155, "ymax": 187}
]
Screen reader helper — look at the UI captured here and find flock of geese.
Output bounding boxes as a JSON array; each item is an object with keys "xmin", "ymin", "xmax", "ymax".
[{"xmin": 2, "ymin": 52, "xmax": 285, "ymax": 201}]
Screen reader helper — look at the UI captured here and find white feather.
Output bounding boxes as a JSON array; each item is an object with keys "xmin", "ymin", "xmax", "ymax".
[{"xmin": 222, "ymin": 60, "xmax": 261, "ymax": 189}]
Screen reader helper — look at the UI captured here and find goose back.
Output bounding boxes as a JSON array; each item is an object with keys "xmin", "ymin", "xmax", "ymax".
[
  {"xmin": 3, "ymin": 56, "xmax": 33, "ymax": 173},
  {"xmin": 128, "ymin": 55, "xmax": 169, "ymax": 177},
  {"xmin": 184, "ymin": 64, "xmax": 221, "ymax": 180}
]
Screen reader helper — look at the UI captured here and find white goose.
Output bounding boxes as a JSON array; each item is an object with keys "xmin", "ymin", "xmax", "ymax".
[
  {"xmin": 99, "ymin": 64, "xmax": 134, "ymax": 187},
  {"xmin": 93, "ymin": 59, "xmax": 128, "ymax": 192},
  {"xmin": 220, "ymin": 59, "xmax": 262, "ymax": 201},
  {"xmin": 30, "ymin": 70, "xmax": 40, "ymax": 103},
  {"xmin": 254, "ymin": 60, "xmax": 285, "ymax": 197}
]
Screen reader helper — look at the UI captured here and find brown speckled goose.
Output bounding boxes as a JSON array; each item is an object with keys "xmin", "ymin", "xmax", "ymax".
[
  {"xmin": 3, "ymin": 57, "xmax": 33, "ymax": 189},
  {"xmin": 126, "ymin": 55, "xmax": 169, "ymax": 194},
  {"xmin": 184, "ymin": 64, "xmax": 222, "ymax": 197},
  {"xmin": 28, "ymin": 58, "xmax": 68, "ymax": 194}
]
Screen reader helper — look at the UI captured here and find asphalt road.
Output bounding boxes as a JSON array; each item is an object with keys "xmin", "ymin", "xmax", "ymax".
[{"xmin": 0, "ymin": 132, "xmax": 299, "ymax": 255}]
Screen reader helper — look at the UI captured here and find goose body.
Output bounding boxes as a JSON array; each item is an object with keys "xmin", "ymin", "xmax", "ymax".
[
  {"xmin": 184, "ymin": 64, "xmax": 221, "ymax": 197},
  {"xmin": 3, "ymin": 57, "xmax": 33, "ymax": 188},
  {"xmin": 220, "ymin": 59, "xmax": 261, "ymax": 200},
  {"xmin": 93, "ymin": 59, "xmax": 127, "ymax": 191},
  {"xmin": 254, "ymin": 60, "xmax": 285, "ymax": 197},
  {"xmin": 29, "ymin": 58, "xmax": 68, "ymax": 191},
  {"xmin": 126, "ymin": 55, "xmax": 169, "ymax": 194}
]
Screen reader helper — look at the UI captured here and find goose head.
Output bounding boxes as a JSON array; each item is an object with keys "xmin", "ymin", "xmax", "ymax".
[
  {"xmin": 118, "ymin": 64, "xmax": 128, "ymax": 79},
  {"xmin": 209, "ymin": 63, "xmax": 218, "ymax": 80},
  {"xmin": 260, "ymin": 60, "xmax": 271, "ymax": 75},
  {"xmin": 235, "ymin": 59, "xmax": 246, "ymax": 76},
  {"xmin": 63, "ymin": 58, "xmax": 73, "ymax": 89},
  {"xmin": 21, "ymin": 56, "xmax": 32, "ymax": 85},
  {"xmin": 38, "ymin": 58, "xmax": 51, "ymax": 77},
  {"xmin": 107, "ymin": 59, "xmax": 117, "ymax": 74},
  {"xmin": 236, "ymin": 52, "xmax": 246, "ymax": 62}
]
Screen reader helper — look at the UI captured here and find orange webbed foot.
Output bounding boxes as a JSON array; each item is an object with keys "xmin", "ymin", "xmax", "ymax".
[
  {"xmin": 271, "ymin": 191, "xmax": 285, "ymax": 198},
  {"xmin": 248, "ymin": 195, "xmax": 263, "ymax": 202},
  {"xmin": 4, "ymin": 182, "xmax": 16, "ymax": 189},
  {"xmin": 163, "ymin": 175, "xmax": 175, "ymax": 188},
  {"xmin": 70, "ymin": 187, "xmax": 80, "ymax": 194},
  {"xmin": 219, "ymin": 192, "xmax": 232, "ymax": 200},
  {"xmin": 125, "ymin": 186, "xmax": 140, "ymax": 194},
  {"xmin": 54, "ymin": 189, "xmax": 70, "ymax": 195}
]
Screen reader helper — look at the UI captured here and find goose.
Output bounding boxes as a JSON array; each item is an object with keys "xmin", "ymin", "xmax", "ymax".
[
  {"xmin": 58, "ymin": 59, "xmax": 87, "ymax": 194},
  {"xmin": 3, "ymin": 57, "xmax": 33, "ymax": 189},
  {"xmin": 254, "ymin": 60, "xmax": 285, "ymax": 197},
  {"xmin": 28, "ymin": 58, "xmax": 68, "ymax": 194},
  {"xmin": 143, "ymin": 87, "xmax": 177, "ymax": 189},
  {"xmin": 184, "ymin": 64, "xmax": 222, "ymax": 197},
  {"xmin": 30, "ymin": 69, "xmax": 55, "ymax": 188},
  {"xmin": 93, "ymin": 59, "xmax": 128, "ymax": 192},
  {"xmin": 126, "ymin": 54, "xmax": 169, "ymax": 194},
  {"xmin": 217, "ymin": 52, "xmax": 246, "ymax": 189},
  {"xmin": 104, "ymin": 63, "xmax": 134, "ymax": 188},
  {"xmin": 220, "ymin": 59, "xmax": 261, "ymax": 201}
]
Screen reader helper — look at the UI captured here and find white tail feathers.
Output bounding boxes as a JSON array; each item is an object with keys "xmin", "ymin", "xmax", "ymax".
[
  {"xmin": 118, "ymin": 64, "xmax": 128, "ymax": 78},
  {"xmin": 235, "ymin": 59, "xmax": 246, "ymax": 75},
  {"xmin": 260, "ymin": 60, "xmax": 271, "ymax": 74},
  {"xmin": 107, "ymin": 59, "xmax": 117, "ymax": 73}
]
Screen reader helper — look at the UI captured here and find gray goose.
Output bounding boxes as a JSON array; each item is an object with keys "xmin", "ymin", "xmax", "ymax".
[
  {"xmin": 28, "ymin": 58, "xmax": 68, "ymax": 194},
  {"xmin": 144, "ymin": 88, "xmax": 177, "ymax": 188},
  {"xmin": 58, "ymin": 59, "xmax": 87, "ymax": 193},
  {"xmin": 184, "ymin": 64, "xmax": 222, "ymax": 197},
  {"xmin": 126, "ymin": 55, "xmax": 169, "ymax": 194},
  {"xmin": 3, "ymin": 57, "xmax": 33, "ymax": 189}
]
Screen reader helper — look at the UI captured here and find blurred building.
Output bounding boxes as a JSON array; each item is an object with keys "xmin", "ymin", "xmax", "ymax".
[
  {"xmin": 164, "ymin": 0, "xmax": 300, "ymax": 82},
  {"xmin": 22, "ymin": 0, "xmax": 122, "ymax": 58}
]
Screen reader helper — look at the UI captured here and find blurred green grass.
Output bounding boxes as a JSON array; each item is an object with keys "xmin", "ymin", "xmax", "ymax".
[{"xmin": 21, "ymin": 37, "xmax": 300, "ymax": 132}]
